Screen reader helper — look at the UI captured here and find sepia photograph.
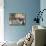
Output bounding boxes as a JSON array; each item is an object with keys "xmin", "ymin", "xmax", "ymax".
[{"xmin": 9, "ymin": 13, "xmax": 26, "ymax": 25}]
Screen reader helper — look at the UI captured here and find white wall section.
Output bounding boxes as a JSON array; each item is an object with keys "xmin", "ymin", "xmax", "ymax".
[{"xmin": 0, "ymin": 0, "xmax": 4, "ymax": 42}]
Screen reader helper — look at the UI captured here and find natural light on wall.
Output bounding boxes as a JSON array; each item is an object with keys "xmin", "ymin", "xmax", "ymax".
[{"xmin": 0, "ymin": 0, "xmax": 4, "ymax": 42}]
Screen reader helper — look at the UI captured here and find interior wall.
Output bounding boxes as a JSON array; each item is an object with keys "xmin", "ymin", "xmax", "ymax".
[
  {"xmin": 4, "ymin": 0, "xmax": 40, "ymax": 42},
  {"xmin": 40, "ymin": 0, "xmax": 46, "ymax": 27},
  {"xmin": 0, "ymin": 0, "xmax": 4, "ymax": 42}
]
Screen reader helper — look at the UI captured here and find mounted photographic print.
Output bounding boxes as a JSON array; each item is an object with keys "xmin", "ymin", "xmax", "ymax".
[{"xmin": 9, "ymin": 13, "xmax": 26, "ymax": 25}]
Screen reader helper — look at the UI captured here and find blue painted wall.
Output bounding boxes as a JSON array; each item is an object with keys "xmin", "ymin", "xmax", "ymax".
[
  {"xmin": 40, "ymin": 0, "xmax": 46, "ymax": 27},
  {"xmin": 4, "ymin": 0, "xmax": 40, "ymax": 42}
]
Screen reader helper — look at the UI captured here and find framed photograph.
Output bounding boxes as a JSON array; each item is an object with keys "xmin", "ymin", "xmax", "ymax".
[{"xmin": 9, "ymin": 13, "xmax": 26, "ymax": 25}]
